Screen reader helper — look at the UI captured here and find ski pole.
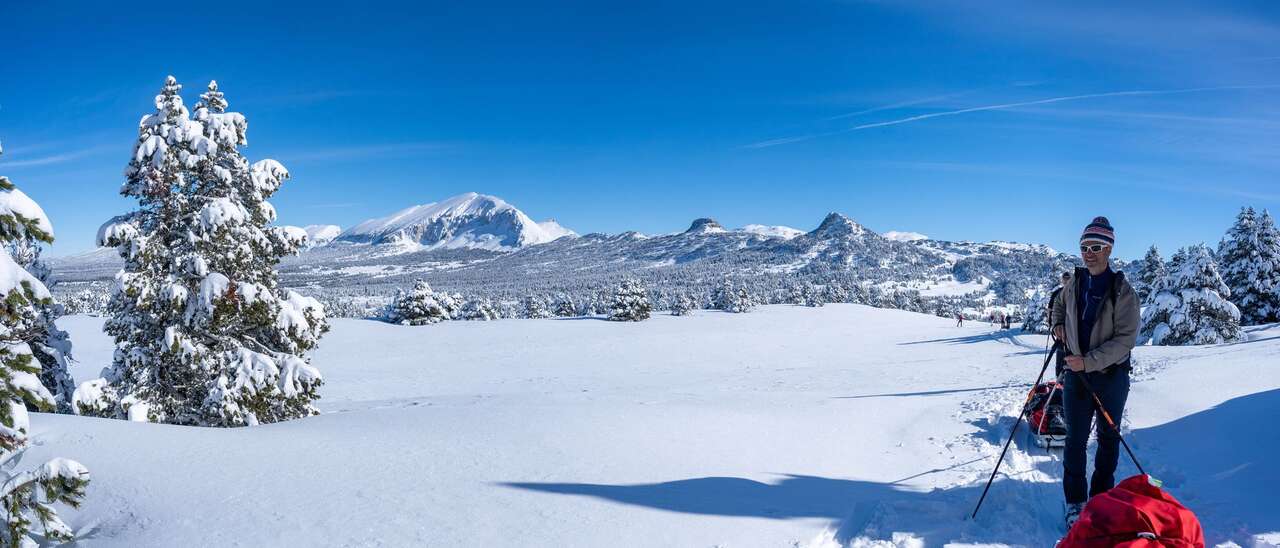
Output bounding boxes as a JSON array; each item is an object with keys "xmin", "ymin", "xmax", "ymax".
[
  {"xmin": 1069, "ymin": 366, "xmax": 1146, "ymax": 476},
  {"xmin": 970, "ymin": 342, "xmax": 1060, "ymax": 520}
]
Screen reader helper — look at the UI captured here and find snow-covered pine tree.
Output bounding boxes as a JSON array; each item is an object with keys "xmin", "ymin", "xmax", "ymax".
[
  {"xmin": 1254, "ymin": 210, "xmax": 1280, "ymax": 323},
  {"xmin": 388, "ymin": 280, "xmax": 458, "ymax": 325},
  {"xmin": 712, "ymin": 277, "xmax": 754, "ymax": 313},
  {"xmin": 1218, "ymin": 207, "xmax": 1280, "ymax": 324},
  {"xmin": 1132, "ymin": 245, "xmax": 1167, "ymax": 304},
  {"xmin": 523, "ymin": 295, "xmax": 551, "ymax": 319},
  {"xmin": 800, "ymin": 284, "xmax": 823, "ymax": 307},
  {"xmin": 670, "ymin": 293, "xmax": 695, "ymax": 316},
  {"xmin": 825, "ymin": 283, "xmax": 848, "ymax": 304},
  {"xmin": 1020, "ymin": 287, "xmax": 1051, "ymax": 333},
  {"xmin": 608, "ymin": 279, "xmax": 651, "ymax": 321},
  {"xmin": 1140, "ymin": 244, "xmax": 1244, "ymax": 345},
  {"xmin": 0, "ymin": 142, "xmax": 91, "ymax": 544},
  {"xmin": 5, "ymin": 219, "xmax": 75, "ymax": 414},
  {"xmin": 553, "ymin": 294, "xmax": 577, "ymax": 317},
  {"xmin": 75, "ymin": 78, "xmax": 328, "ymax": 426},
  {"xmin": 787, "ymin": 282, "xmax": 804, "ymax": 305},
  {"xmin": 459, "ymin": 296, "xmax": 498, "ymax": 320}
]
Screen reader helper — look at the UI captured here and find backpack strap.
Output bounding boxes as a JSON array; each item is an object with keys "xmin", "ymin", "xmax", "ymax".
[{"xmin": 1111, "ymin": 271, "xmax": 1126, "ymax": 307}]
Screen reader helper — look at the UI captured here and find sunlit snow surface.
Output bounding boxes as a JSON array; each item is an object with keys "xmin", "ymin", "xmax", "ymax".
[{"xmin": 32, "ymin": 308, "xmax": 1280, "ymax": 547}]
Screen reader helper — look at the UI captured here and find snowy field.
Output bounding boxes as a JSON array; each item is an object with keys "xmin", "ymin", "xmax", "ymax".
[{"xmin": 25, "ymin": 306, "xmax": 1280, "ymax": 547}]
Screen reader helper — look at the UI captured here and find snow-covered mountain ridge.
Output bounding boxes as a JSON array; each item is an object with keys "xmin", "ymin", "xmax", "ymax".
[{"xmin": 48, "ymin": 194, "xmax": 1082, "ymax": 314}]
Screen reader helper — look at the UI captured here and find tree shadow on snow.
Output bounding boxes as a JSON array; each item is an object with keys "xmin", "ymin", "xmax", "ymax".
[
  {"xmin": 833, "ymin": 384, "xmax": 1023, "ymax": 399},
  {"xmin": 901, "ymin": 330, "xmax": 1046, "ymax": 349},
  {"xmin": 501, "ymin": 390, "xmax": 1280, "ymax": 545},
  {"xmin": 501, "ymin": 470, "xmax": 1068, "ymax": 545}
]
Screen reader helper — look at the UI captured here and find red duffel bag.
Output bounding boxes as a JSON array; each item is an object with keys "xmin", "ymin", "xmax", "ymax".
[{"xmin": 1059, "ymin": 474, "xmax": 1204, "ymax": 547}]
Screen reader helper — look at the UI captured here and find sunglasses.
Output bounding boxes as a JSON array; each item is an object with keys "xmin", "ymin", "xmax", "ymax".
[{"xmin": 1080, "ymin": 244, "xmax": 1111, "ymax": 254}]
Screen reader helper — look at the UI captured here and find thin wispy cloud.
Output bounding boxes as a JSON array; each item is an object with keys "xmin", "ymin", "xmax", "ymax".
[
  {"xmin": 282, "ymin": 141, "xmax": 456, "ymax": 163},
  {"xmin": 305, "ymin": 202, "xmax": 365, "ymax": 209},
  {"xmin": 0, "ymin": 143, "xmax": 119, "ymax": 168},
  {"xmin": 746, "ymin": 84, "xmax": 1280, "ymax": 148},
  {"xmin": 821, "ymin": 91, "xmax": 972, "ymax": 122}
]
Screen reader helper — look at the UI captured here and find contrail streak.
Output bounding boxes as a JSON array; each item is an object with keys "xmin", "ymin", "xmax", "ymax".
[{"xmin": 745, "ymin": 84, "xmax": 1280, "ymax": 149}]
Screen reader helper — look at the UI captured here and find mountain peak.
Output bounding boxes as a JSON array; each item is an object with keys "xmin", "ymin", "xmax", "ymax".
[
  {"xmin": 300, "ymin": 224, "xmax": 342, "ymax": 249},
  {"xmin": 337, "ymin": 192, "xmax": 573, "ymax": 251},
  {"xmin": 811, "ymin": 212, "xmax": 866, "ymax": 237},
  {"xmin": 739, "ymin": 224, "xmax": 803, "ymax": 239},
  {"xmin": 684, "ymin": 218, "xmax": 726, "ymax": 234}
]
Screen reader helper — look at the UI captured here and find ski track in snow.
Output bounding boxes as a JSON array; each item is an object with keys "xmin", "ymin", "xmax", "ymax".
[{"xmin": 27, "ymin": 310, "xmax": 1280, "ymax": 547}]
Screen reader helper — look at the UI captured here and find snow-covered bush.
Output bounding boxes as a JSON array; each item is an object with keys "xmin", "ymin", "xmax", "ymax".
[
  {"xmin": 608, "ymin": 279, "xmax": 651, "ymax": 321},
  {"xmin": 789, "ymin": 283, "xmax": 824, "ymax": 307},
  {"xmin": 712, "ymin": 278, "xmax": 754, "ymax": 313},
  {"xmin": 522, "ymin": 295, "xmax": 552, "ymax": 319},
  {"xmin": 670, "ymin": 293, "xmax": 696, "ymax": 316},
  {"xmin": 459, "ymin": 297, "xmax": 498, "ymax": 321},
  {"xmin": 387, "ymin": 280, "xmax": 459, "ymax": 325},
  {"xmin": 0, "ymin": 142, "xmax": 91, "ymax": 545},
  {"xmin": 1140, "ymin": 244, "xmax": 1244, "ymax": 345},
  {"xmin": 1218, "ymin": 207, "xmax": 1280, "ymax": 324},
  {"xmin": 77, "ymin": 78, "xmax": 328, "ymax": 426}
]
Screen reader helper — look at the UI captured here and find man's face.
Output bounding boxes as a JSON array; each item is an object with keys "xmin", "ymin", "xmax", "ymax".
[{"xmin": 1081, "ymin": 242, "xmax": 1112, "ymax": 270}]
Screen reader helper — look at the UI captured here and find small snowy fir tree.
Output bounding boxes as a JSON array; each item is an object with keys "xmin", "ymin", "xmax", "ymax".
[
  {"xmin": 1218, "ymin": 207, "xmax": 1280, "ymax": 324},
  {"xmin": 459, "ymin": 297, "xmax": 498, "ymax": 321},
  {"xmin": 0, "ymin": 142, "xmax": 91, "ymax": 545},
  {"xmin": 801, "ymin": 284, "xmax": 824, "ymax": 307},
  {"xmin": 670, "ymin": 293, "xmax": 696, "ymax": 316},
  {"xmin": 75, "ymin": 78, "xmax": 328, "ymax": 426},
  {"xmin": 825, "ymin": 283, "xmax": 848, "ymax": 304},
  {"xmin": 712, "ymin": 278, "xmax": 754, "ymax": 313},
  {"xmin": 553, "ymin": 294, "xmax": 577, "ymax": 317},
  {"xmin": 388, "ymin": 280, "xmax": 459, "ymax": 325},
  {"xmin": 1254, "ymin": 210, "xmax": 1280, "ymax": 323},
  {"xmin": 1132, "ymin": 245, "xmax": 1167, "ymax": 304},
  {"xmin": 608, "ymin": 279, "xmax": 651, "ymax": 321},
  {"xmin": 523, "ymin": 295, "xmax": 552, "ymax": 319},
  {"xmin": 1140, "ymin": 244, "xmax": 1244, "ymax": 345},
  {"xmin": 1020, "ymin": 286, "xmax": 1051, "ymax": 333}
]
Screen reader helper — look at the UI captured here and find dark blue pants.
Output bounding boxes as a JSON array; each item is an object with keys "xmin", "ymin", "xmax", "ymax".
[{"xmin": 1062, "ymin": 365, "xmax": 1130, "ymax": 504}]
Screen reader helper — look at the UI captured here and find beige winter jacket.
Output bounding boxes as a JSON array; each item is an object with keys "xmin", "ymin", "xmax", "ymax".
[{"xmin": 1051, "ymin": 266, "xmax": 1141, "ymax": 373}]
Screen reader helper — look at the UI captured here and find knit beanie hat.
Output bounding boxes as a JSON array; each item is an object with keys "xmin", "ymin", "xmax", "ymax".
[{"xmin": 1080, "ymin": 216, "xmax": 1114, "ymax": 245}]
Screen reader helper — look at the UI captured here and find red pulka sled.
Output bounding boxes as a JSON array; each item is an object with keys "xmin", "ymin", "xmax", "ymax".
[
  {"xmin": 1057, "ymin": 474, "xmax": 1204, "ymax": 547},
  {"xmin": 1024, "ymin": 380, "xmax": 1067, "ymax": 448}
]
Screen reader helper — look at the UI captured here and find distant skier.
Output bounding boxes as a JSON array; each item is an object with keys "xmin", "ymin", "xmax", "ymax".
[
  {"xmin": 1051, "ymin": 217, "xmax": 1140, "ymax": 529},
  {"xmin": 955, "ymin": 313, "xmax": 964, "ymax": 327}
]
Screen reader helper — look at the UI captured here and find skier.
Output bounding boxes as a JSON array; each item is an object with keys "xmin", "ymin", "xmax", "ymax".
[
  {"xmin": 955, "ymin": 312, "xmax": 964, "ymax": 327},
  {"xmin": 1051, "ymin": 217, "xmax": 1140, "ymax": 529}
]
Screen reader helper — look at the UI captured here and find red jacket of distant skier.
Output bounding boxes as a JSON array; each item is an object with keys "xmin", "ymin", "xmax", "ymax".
[{"xmin": 1059, "ymin": 474, "xmax": 1204, "ymax": 548}]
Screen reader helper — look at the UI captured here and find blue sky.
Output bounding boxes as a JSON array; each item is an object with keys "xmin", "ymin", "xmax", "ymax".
[{"xmin": 2, "ymin": 1, "xmax": 1279, "ymax": 259}]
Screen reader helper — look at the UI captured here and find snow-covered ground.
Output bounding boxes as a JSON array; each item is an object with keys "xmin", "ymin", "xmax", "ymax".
[{"xmin": 28, "ymin": 306, "xmax": 1280, "ymax": 547}]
